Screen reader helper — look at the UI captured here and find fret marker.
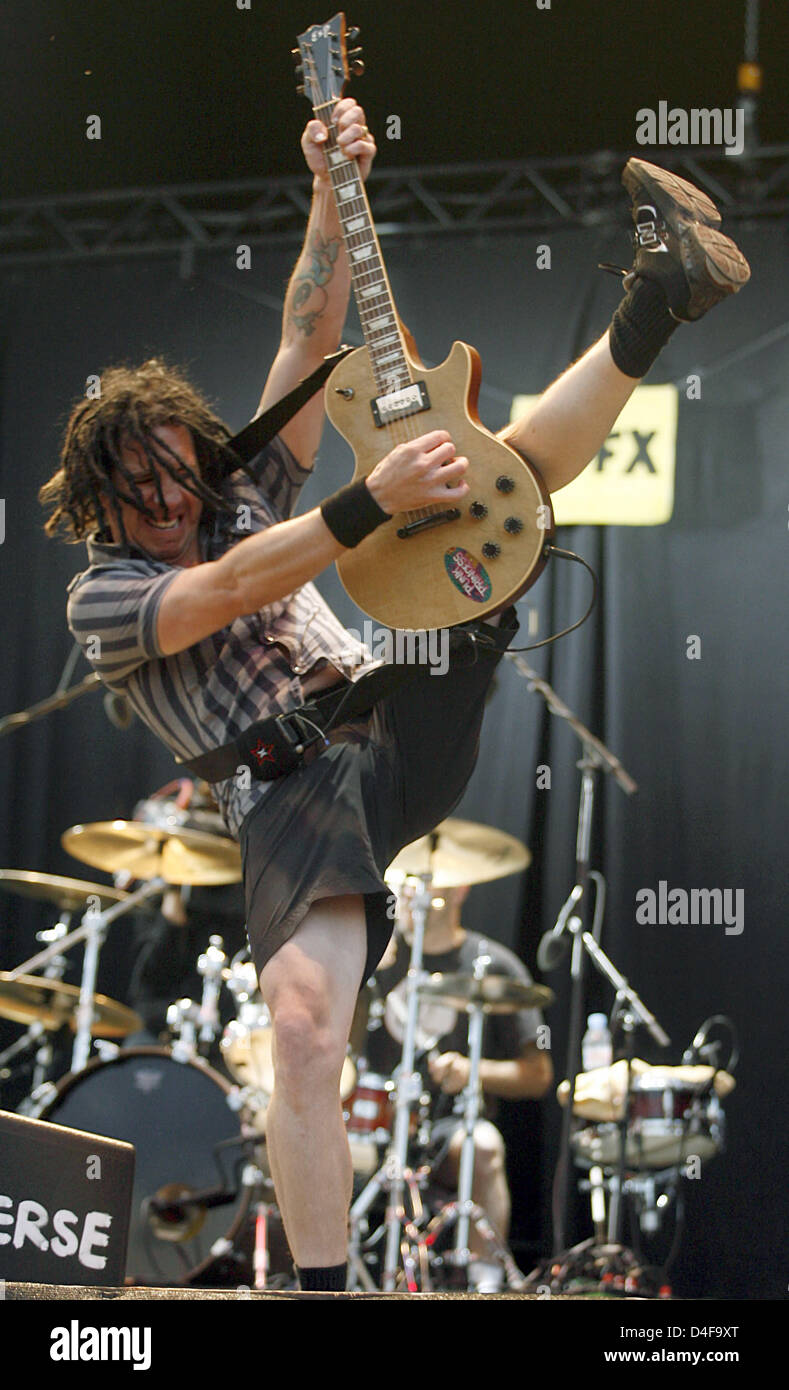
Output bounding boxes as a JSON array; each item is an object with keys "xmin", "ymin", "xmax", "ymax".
[
  {"xmin": 329, "ymin": 150, "xmax": 349, "ymax": 166},
  {"xmin": 337, "ymin": 182, "xmax": 358, "ymax": 201},
  {"xmin": 352, "ymin": 245, "xmax": 374, "ymax": 261},
  {"xmin": 360, "ymin": 283, "xmax": 384, "ymax": 299},
  {"xmin": 344, "ymin": 215, "xmax": 367, "ymax": 232}
]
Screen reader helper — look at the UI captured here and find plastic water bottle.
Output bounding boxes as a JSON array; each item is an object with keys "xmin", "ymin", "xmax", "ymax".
[{"xmin": 582, "ymin": 1013, "xmax": 613, "ymax": 1070}]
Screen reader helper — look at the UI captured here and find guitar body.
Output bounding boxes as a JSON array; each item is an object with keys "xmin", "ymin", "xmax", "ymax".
[{"xmin": 327, "ymin": 339, "xmax": 554, "ymax": 630}]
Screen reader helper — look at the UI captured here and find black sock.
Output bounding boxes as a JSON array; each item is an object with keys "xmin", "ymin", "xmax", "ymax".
[
  {"xmin": 296, "ymin": 1263, "xmax": 348, "ymax": 1291},
  {"xmin": 609, "ymin": 276, "xmax": 678, "ymax": 379}
]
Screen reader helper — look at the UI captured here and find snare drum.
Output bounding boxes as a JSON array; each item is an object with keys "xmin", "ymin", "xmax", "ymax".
[{"xmin": 572, "ymin": 1073, "xmax": 724, "ymax": 1171}]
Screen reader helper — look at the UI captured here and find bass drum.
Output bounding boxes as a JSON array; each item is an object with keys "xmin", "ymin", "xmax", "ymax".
[{"xmin": 39, "ymin": 1047, "xmax": 254, "ymax": 1287}]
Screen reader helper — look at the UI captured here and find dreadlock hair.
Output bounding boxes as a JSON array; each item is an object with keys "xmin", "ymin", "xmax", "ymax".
[{"xmin": 39, "ymin": 359, "xmax": 241, "ymax": 544}]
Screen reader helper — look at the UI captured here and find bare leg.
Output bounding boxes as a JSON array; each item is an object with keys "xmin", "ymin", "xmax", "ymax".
[
  {"xmin": 258, "ymin": 894, "xmax": 367, "ymax": 1268},
  {"xmin": 499, "ymin": 332, "xmax": 639, "ymax": 494}
]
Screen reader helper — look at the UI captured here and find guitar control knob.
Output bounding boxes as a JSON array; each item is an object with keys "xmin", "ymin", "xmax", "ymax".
[
  {"xmin": 481, "ymin": 541, "xmax": 501, "ymax": 559},
  {"xmin": 496, "ymin": 476, "xmax": 515, "ymax": 494},
  {"xmin": 504, "ymin": 516, "xmax": 523, "ymax": 534},
  {"xmin": 469, "ymin": 501, "xmax": 488, "ymax": 519}
]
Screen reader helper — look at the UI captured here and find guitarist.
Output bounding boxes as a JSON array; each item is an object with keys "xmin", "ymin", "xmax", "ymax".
[{"xmin": 42, "ymin": 102, "xmax": 749, "ymax": 1291}]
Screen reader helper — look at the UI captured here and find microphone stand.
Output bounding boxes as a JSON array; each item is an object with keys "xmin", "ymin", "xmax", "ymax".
[
  {"xmin": 577, "ymin": 940, "xmax": 671, "ymax": 1244},
  {"xmin": 509, "ymin": 655, "xmax": 638, "ymax": 1255}
]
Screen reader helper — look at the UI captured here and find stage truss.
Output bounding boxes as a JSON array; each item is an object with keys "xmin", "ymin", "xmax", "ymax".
[{"xmin": 1, "ymin": 145, "xmax": 788, "ymax": 269}]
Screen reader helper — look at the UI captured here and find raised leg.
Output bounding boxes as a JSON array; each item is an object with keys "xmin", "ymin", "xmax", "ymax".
[{"xmin": 499, "ymin": 333, "xmax": 639, "ymax": 494}]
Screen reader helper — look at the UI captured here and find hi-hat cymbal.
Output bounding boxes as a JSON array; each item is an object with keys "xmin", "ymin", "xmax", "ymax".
[
  {"xmin": 385, "ymin": 818, "xmax": 531, "ymax": 888},
  {"xmin": 419, "ymin": 972, "xmax": 553, "ymax": 1014},
  {"xmin": 0, "ymin": 973, "xmax": 142, "ymax": 1036},
  {"xmin": 62, "ymin": 820, "xmax": 241, "ymax": 886},
  {"xmin": 0, "ymin": 869, "xmax": 130, "ymax": 913}
]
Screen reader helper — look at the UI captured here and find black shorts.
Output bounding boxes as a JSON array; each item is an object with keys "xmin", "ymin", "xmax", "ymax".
[{"xmin": 240, "ymin": 613, "xmax": 517, "ymax": 984}]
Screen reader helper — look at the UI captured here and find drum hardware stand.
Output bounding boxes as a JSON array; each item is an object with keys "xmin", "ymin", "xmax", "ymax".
[
  {"xmin": 417, "ymin": 941, "xmax": 526, "ymax": 1292},
  {"xmin": 6, "ymin": 877, "xmax": 166, "ymax": 1074},
  {"xmin": 190, "ymin": 1153, "xmax": 280, "ymax": 1291},
  {"xmin": 167, "ymin": 998, "xmax": 202, "ymax": 1060},
  {"xmin": 347, "ymin": 865, "xmax": 435, "ymax": 1292},
  {"xmin": 197, "ymin": 935, "xmax": 227, "ymax": 1051},
  {"xmin": 0, "ymin": 918, "xmax": 70, "ymax": 1101}
]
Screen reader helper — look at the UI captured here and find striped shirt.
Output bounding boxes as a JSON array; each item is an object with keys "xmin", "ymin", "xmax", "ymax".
[{"xmin": 67, "ymin": 436, "xmax": 375, "ymax": 837}]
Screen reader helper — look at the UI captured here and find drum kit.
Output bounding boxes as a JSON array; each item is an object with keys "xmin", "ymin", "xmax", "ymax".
[
  {"xmin": 0, "ymin": 798, "xmax": 737, "ymax": 1294},
  {"xmin": 0, "ymin": 811, "xmax": 547, "ymax": 1291}
]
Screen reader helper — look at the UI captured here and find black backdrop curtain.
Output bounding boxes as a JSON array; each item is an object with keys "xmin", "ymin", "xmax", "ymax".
[{"xmin": 1, "ymin": 217, "xmax": 787, "ymax": 1297}]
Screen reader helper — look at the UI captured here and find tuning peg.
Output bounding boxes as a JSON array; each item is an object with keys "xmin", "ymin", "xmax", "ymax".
[
  {"xmin": 348, "ymin": 47, "xmax": 363, "ymax": 60},
  {"xmin": 347, "ymin": 27, "xmax": 361, "ymax": 43},
  {"xmin": 296, "ymin": 84, "xmax": 305, "ymax": 96},
  {"xmin": 294, "ymin": 64, "xmax": 304, "ymax": 80},
  {"xmin": 291, "ymin": 48, "xmax": 301, "ymax": 61},
  {"xmin": 350, "ymin": 58, "xmax": 365, "ymax": 76}
]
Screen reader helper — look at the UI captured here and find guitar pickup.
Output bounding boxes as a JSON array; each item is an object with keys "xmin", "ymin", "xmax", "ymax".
[
  {"xmin": 397, "ymin": 509, "xmax": 461, "ymax": 538},
  {"xmin": 371, "ymin": 381, "xmax": 431, "ymax": 427}
]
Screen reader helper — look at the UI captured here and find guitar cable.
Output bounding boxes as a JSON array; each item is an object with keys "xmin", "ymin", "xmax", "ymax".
[{"xmin": 505, "ymin": 545, "xmax": 599, "ymax": 653}]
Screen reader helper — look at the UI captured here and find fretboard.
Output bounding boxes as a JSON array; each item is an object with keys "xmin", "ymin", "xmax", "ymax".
[{"xmin": 319, "ymin": 105, "xmax": 411, "ymax": 395}]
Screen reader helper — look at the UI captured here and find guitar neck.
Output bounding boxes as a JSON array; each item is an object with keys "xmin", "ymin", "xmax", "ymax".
[{"xmin": 317, "ymin": 103, "xmax": 412, "ymax": 394}]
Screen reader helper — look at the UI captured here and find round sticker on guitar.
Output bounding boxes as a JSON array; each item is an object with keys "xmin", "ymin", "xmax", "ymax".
[{"xmin": 444, "ymin": 548, "xmax": 492, "ymax": 603}]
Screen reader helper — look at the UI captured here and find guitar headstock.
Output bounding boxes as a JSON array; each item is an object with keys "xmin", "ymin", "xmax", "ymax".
[{"xmin": 293, "ymin": 13, "xmax": 364, "ymax": 111}]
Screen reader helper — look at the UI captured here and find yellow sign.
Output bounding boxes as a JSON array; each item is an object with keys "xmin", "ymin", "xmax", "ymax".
[{"xmin": 510, "ymin": 384, "xmax": 679, "ymax": 525}]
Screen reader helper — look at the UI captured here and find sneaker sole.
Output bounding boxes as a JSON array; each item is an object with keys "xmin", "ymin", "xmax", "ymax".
[
  {"xmin": 677, "ymin": 223, "xmax": 751, "ymax": 319},
  {"xmin": 623, "ymin": 159, "xmax": 722, "ymax": 231}
]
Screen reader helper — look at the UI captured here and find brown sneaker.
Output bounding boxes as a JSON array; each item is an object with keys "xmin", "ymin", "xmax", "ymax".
[{"xmin": 621, "ymin": 158, "xmax": 750, "ymax": 321}]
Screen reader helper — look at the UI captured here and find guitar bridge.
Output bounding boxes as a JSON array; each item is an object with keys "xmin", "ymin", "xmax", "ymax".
[
  {"xmin": 371, "ymin": 381, "xmax": 431, "ymax": 427},
  {"xmin": 397, "ymin": 509, "xmax": 461, "ymax": 538}
]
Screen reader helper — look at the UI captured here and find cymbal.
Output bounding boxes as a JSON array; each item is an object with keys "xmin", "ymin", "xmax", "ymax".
[
  {"xmin": 0, "ymin": 972, "xmax": 142, "ymax": 1037},
  {"xmin": 62, "ymin": 820, "xmax": 241, "ymax": 886},
  {"xmin": 419, "ymin": 972, "xmax": 553, "ymax": 1014},
  {"xmin": 385, "ymin": 818, "xmax": 531, "ymax": 888},
  {"xmin": 0, "ymin": 869, "xmax": 130, "ymax": 914}
]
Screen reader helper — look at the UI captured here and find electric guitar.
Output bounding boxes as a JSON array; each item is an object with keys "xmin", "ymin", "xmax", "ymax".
[{"xmin": 295, "ymin": 14, "xmax": 553, "ymax": 630}]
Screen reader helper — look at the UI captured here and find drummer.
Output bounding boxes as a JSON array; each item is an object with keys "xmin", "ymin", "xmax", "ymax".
[{"xmin": 366, "ymin": 884, "xmax": 553, "ymax": 1292}]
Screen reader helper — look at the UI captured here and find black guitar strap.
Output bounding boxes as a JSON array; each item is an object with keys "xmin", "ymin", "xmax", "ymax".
[{"xmin": 222, "ymin": 345, "xmax": 355, "ymax": 475}]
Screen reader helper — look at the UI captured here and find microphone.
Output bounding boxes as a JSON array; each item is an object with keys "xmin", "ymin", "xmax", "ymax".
[
  {"xmin": 146, "ymin": 1183, "xmax": 236, "ymax": 1241},
  {"xmin": 103, "ymin": 690, "xmax": 135, "ymax": 729},
  {"xmin": 537, "ymin": 885, "xmax": 583, "ymax": 972}
]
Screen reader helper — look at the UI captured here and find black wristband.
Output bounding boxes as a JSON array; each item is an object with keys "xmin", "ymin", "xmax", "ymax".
[{"xmin": 320, "ymin": 478, "xmax": 390, "ymax": 548}]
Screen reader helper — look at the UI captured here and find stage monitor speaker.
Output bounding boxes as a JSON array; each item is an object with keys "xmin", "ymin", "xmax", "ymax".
[{"xmin": 0, "ymin": 1108, "xmax": 134, "ymax": 1286}]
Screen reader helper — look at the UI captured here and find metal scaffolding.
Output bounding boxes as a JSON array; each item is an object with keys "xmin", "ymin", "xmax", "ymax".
[{"xmin": 2, "ymin": 145, "xmax": 788, "ymax": 268}]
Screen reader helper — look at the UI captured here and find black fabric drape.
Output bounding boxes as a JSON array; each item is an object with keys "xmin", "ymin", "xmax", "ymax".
[{"xmin": 1, "ymin": 223, "xmax": 786, "ymax": 1295}]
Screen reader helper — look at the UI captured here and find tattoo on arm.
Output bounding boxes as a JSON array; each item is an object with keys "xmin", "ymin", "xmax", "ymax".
[{"xmin": 289, "ymin": 231, "xmax": 341, "ymax": 337}]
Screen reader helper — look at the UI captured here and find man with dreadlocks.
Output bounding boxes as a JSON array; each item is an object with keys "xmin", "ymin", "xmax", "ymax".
[{"xmin": 42, "ymin": 96, "xmax": 750, "ymax": 1290}]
